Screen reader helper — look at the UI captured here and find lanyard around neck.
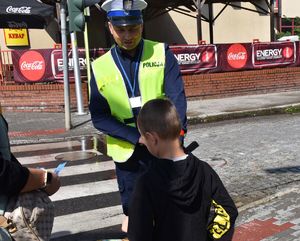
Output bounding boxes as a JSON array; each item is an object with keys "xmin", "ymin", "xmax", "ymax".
[{"xmin": 114, "ymin": 46, "xmax": 143, "ymax": 97}]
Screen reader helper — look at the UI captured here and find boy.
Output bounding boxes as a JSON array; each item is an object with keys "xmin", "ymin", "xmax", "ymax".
[{"xmin": 128, "ymin": 98, "xmax": 238, "ymax": 241}]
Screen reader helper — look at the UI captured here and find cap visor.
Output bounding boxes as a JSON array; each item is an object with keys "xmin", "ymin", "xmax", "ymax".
[{"xmin": 109, "ymin": 17, "xmax": 143, "ymax": 26}]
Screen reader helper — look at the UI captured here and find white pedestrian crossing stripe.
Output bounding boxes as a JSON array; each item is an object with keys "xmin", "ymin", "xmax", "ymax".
[
  {"xmin": 50, "ymin": 161, "xmax": 116, "ymax": 177},
  {"xmin": 51, "ymin": 205, "xmax": 123, "ymax": 239},
  {"xmin": 14, "ymin": 139, "xmax": 123, "ymax": 240},
  {"xmin": 11, "ymin": 140, "xmax": 81, "ymax": 152},
  {"xmin": 50, "ymin": 179, "xmax": 119, "ymax": 201}
]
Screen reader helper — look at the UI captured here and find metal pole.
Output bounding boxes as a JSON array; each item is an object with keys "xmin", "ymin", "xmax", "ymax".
[
  {"xmin": 270, "ymin": 0, "xmax": 275, "ymax": 41},
  {"xmin": 208, "ymin": 2, "xmax": 214, "ymax": 44},
  {"xmin": 197, "ymin": 0, "xmax": 202, "ymax": 44},
  {"xmin": 84, "ymin": 7, "xmax": 91, "ymax": 84},
  {"xmin": 70, "ymin": 32, "xmax": 86, "ymax": 115},
  {"xmin": 60, "ymin": 0, "xmax": 72, "ymax": 130},
  {"xmin": 84, "ymin": 7, "xmax": 91, "ymax": 104}
]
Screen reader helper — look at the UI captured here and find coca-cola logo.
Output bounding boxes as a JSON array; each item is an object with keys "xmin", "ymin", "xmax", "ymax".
[
  {"xmin": 6, "ymin": 6, "xmax": 31, "ymax": 14},
  {"xmin": 19, "ymin": 51, "xmax": 46, "ymax": 81},
  {"xmin": 227, "ymin": 44, "xmax": 248, "ymax": 69},
  {"xmin": 282, "ymin": 47, "xmax": 293, "ymax": 59}
]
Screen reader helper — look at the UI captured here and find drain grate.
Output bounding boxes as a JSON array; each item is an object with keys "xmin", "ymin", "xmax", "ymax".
[{"xmin": 207, "ymin": 157, "xmax": 227, "ymax": 167}]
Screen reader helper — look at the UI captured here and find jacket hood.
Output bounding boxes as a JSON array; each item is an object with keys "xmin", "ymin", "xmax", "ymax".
[{"xmin": 151, "ymin": 154, "xmax": 204, "ymax": 210}]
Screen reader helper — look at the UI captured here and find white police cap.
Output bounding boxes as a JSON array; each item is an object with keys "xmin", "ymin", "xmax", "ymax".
[{"xmin": 101, "ymin": 0, "xmax": 147, "ymax": 26}]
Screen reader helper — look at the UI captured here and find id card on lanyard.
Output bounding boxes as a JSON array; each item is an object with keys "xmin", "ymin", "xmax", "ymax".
[{"xmin": 129, "ymin": 96, "xmax": 142, "ymax": 108}]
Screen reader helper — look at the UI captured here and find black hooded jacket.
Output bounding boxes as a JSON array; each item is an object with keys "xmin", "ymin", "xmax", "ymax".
[
  {"xmin": 128, "ymin": 153, "xmax": 238, "ymax": 241},
  {"xmin": 0, "ymin": 114, "xmax": 29, "ymax": 196}
]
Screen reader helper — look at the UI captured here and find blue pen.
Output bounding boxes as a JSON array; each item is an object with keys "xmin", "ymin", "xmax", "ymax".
[{"xmin": 54, "ymin": 161, "xmax": 67, "ymax": 175}]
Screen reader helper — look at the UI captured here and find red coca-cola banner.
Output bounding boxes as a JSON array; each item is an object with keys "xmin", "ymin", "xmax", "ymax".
[
  {"xmin": 12, "ymin": 48, "xmax": 108, "ymax": 83},
  {"xmin": 12, "ymin": 41, "xmax": 300, "ymax": 83},
  {"xmin": 13, "ymin": 49, "xmax": 52, "ymax": 83},
  {"xmin": 225, "ymin": 43, "xmax": 250, "ymax": 69}
]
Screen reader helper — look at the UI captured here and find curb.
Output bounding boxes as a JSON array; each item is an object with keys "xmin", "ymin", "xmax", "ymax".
[
  {"xmin": 9, "ymin": 132, "xmax": 100, "ymax": 146},
  {"xmin": 187, "ymin": 103, "xmax": 300, "ymax": 125},
  {"xmin": 237, "ymin": 185, "xmax": 300, "ymax": 213}
]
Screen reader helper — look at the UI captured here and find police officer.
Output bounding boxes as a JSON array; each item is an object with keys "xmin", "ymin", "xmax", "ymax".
[{"xmin": 89, "ymin": 0, "xmax": 187, "ymax": 232}]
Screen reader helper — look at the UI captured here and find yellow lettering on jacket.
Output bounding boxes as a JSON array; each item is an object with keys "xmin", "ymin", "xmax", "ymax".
[{"xmin": 207, "ymin": 200, "xmax": 231, "ymax": 239}]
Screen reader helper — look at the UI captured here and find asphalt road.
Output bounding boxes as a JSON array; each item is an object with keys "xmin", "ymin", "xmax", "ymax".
[
  {"xmin": 13, "ymin": 113, "xmax": 300, "ymax": 240},
  {"xmin": 185, "ymin": 113, "xmax": 300, "ymax": 208}
]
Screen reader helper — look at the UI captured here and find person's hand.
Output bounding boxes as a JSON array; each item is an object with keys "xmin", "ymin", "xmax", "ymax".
[{"xmin": 43, "ymin": 172, "xmax": 61, "ymax": 196}]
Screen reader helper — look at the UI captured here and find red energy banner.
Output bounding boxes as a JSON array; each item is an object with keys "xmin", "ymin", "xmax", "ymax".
[
  {"xmin": 252, "ymin": 41, "xmax": 296, "ymax": 68},
  {"xmin": 170, "ymin": 44, "xmax": 217, "ymax": 74},
  {"xmin": 50, "ymin": 48, "xmax": 107, "ymax": 80},
  {"xmin": 11, "ymin": 41, "xmax": 300, "ymax": 83}
]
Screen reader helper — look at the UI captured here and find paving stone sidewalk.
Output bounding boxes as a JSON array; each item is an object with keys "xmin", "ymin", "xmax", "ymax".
[{"xmin": 234, "ymin": 185, "xmax": 300, "ymax": 240}]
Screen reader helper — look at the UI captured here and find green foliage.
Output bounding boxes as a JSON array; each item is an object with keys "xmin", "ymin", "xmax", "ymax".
[
  {"xmin": 278, "ymin": 17, "xmax": 300, "ymax": 40},
  {"xmin": 294, "ymin": 17, "xmax": 300, "ymax": 26},
  {"xmin": 285, "ymin": 106, "xmax": 300, "ymax": 114},
  {"xmin": 276, "ymin": 31, "xmax": 291, "ymax": 40},
  {"xmin": 281, "ymin": 18, "xmax": 292, "ymax": 25},
  {"xmin": 295, "ymin": 28, "xmax": 300, "ymax": 36}
]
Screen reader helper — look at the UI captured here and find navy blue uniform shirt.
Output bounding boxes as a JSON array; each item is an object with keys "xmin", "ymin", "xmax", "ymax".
[{"xmin": 89, "ymin": 39, "xmax": 187, "ymax": 145}]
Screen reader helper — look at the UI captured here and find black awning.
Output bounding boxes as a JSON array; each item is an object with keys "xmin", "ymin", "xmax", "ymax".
[
  {"xmin": 145, "ymin": 0, "xmax": 259, "ymax": 10},
  {"xmin": 0, "ymin": 0, "xmax": 54, "ymax": 29}
]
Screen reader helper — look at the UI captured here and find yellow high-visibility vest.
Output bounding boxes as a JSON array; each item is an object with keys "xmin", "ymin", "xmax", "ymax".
[{"xmin": 92, "ymin": 40, "xmax": 165, "ymax": 162}]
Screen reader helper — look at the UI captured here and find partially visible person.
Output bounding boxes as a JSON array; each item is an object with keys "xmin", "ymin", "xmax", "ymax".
[
  {"xmin": 128, "ymin": 98, "xmax": 238, "ymax": 241},
  {"xmin": 89, "ymin": 0, "xmax": 187, "ymax": 232},
  {"xmin": 0, "ymin": 109, "xmax": 60, "ymax": 197}
]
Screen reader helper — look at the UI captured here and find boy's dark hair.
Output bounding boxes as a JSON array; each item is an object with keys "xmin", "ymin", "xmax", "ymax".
[{"xmin": 137, "ymin": 98, "xmax": 181, "ymax": 140}]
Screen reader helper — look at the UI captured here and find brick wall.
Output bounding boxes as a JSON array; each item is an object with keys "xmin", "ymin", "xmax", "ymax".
[
  {"xmin": 0, "ymin": 82, "xmax": 89, "ymax": 112},
  {"xmin": 1, "ymin": 67, "xmax": 300, "ymax": 112},
  {"xmin": 183, "ymin": 67, "xmax": 300, "ymax": 99}
]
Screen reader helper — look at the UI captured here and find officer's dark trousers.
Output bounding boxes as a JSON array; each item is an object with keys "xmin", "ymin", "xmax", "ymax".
[{"xmin": 115, "ymin": 158, "xmax": 149, "ymax": 216}]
